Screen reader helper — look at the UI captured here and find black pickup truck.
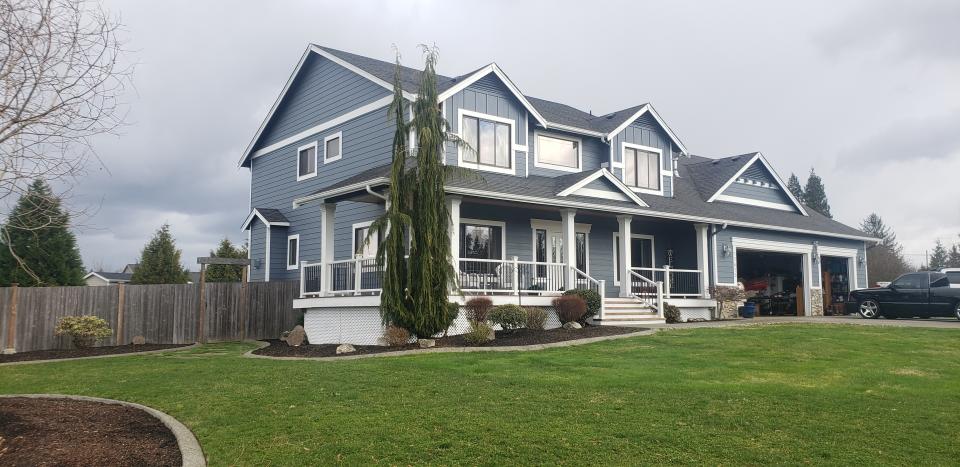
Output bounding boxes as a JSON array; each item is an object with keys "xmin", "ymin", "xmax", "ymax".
[{"xmin": 849, "ymin": 271, "xmax": 960, "ymax": 320}]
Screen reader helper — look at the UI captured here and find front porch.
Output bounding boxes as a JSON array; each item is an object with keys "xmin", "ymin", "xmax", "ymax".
[{"xmin": 296, "ymin": 195, "xmax": 714, "ymax": 323}]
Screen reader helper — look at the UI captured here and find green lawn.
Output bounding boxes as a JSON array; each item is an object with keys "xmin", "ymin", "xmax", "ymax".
[{"xmin": 2, "ymin": 324, "xmax": 960, "ymax": 465}]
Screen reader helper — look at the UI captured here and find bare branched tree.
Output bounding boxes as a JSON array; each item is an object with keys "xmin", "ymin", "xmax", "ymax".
[{"xmin": 0, "ymin": 0, "xmax": 130, "ymax": 281}]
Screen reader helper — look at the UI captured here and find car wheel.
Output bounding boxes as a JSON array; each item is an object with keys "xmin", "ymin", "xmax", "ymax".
[{"xmin": 858, "ymin": 299, "xmax": 880, "ymax": 319}]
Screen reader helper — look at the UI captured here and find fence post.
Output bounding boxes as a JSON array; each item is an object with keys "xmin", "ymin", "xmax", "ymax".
[
  {"xmin": 115, "ymin": 283, "xmax": 125, "ymax": 345},
  {"xmin": 511, "ymin": 256, "xmax": 519, "ymax": 294},
  {"xmin": 598, "ymin": 280, "xmax": 606, "ymax": 321},
  {"xmin": 299, "ymin": 262, "xmax": 306, "ymax": 298},
  {"xmin": 663, "ymin": 265, "xmax": 671, "ymax": 299},
  {"xmin": 353, "ymin": 259, "xmax": 362, "ymax": 295},
  {"xmin": 3, "ymin": 283, "xmax": 18, "ymax": 354},
  {"xmin": 197, "ymin": 264, "xmax": 207, "ymax": 344},
  {"xmin": 656, "ymin": 281, "xmax": 665, "ymax": 319},
  {"xmin": 240, "ymin": 267, "xmax": 249, "ymax": 341}
]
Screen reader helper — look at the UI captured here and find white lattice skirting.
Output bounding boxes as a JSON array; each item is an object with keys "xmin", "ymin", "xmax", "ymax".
[{"xmin": 304, "ymin": 306, "xmax": 563, "ymax": 345}]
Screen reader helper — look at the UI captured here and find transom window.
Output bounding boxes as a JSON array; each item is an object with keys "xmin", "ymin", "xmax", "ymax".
[
  {"xmin": 324, "ymin": 132, "xmax": 342, "ymax": 163},
  {"xmin": 462, "ymin": 115, "xmax": 511, "ymax": 169},
  {"xmin": 535, "ymin": 133, "xmax": 580, "ymax": 170},
  {"xmin": 623, "ymin": 146, "xmax": 661, "ymax": 191},
  {"xmin": 297, "ymin": 142, "xmax": 317, "ymax": 180}
]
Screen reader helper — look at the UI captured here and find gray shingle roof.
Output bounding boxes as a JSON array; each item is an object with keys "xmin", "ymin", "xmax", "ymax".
[
  {"xmin": 682, "ymin": 153, "xmax": 759, "ymax": 200},
  {"xmin": 315, "ymin": 45, "xmax": 459, "ymax": 94},
  {"xmin": 309, "ymin": 161, "xmax": 869, "ymax": 240},
  {"xmin": 89, "ymin": 271, "xmax": 132, "ymax": 281},
  {"xmin": 256, "ymin": 208, "xmax": 289, "ymax": 224}
]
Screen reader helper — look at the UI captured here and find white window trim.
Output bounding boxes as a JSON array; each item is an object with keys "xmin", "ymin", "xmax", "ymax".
[
  {"xmin": 458, "ymin": 218, "xmax": 507, "ymax": 260},
  {"xmin": 286, "ymin": 234, "xmax": 300, "ymax": 270},
  {"xmin": 620, "ymin": 142, "xmax": 668, "ymax": 196},
  {"xmin": 323, "ymin": 131, "xmax": 343, "ymax": 164},
  {"xmin": 351, "ymin": 221, "xmax": 377, "ymax": 259},
  {"xmin": 532, "ymin": 130, "xmax": 582, "ymax": 173},
  {"xmin": 456, "ymin": 109, "xmax": 517, "ymax": 176},
  {"xmin": 529, "ymin": 219, "xmax": 591, "ymax": 272},
  {"xmin": 296, "ymin": 141, "xmax": 318, "ymax": 181},
  {"xmin": 612, "ymin": 232, "xmax": 655, "ymax": 286}
]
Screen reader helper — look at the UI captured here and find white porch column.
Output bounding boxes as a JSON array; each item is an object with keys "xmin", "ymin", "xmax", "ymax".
[
  {"xmin": 694, "ymin": 223, "xmax": 710, "ymax": 298},
  {"xmin": 447, "ymin": 196, "xmax": 462, "ymax": 274},
  {"xmin": 617, "ymin": 215, "xmax": 632, "ymax": 297},
  {"xmin": 561, "ymin": 209, "xmax": 577, "ymax": 289},
  {"xmin": 320, "ymin": 203, "xmax": 336, "ymax": 294}
]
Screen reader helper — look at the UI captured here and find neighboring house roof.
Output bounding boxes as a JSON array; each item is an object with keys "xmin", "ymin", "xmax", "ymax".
[
  {"xmin": 84, "ymin": 271, "xmax": 132, "ymax": 283},
  {"xmin": 297, "ymin": 162, "xmax": 873, "ymax": 242},
  {"xmin": 241, "ymin": 207, "xmax": 291, "ymax": 230}
]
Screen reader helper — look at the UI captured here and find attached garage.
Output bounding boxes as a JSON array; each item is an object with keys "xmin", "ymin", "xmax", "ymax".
[{"xmin": 736, "ymin": 249, "xmax": 807, "ymax": 316}]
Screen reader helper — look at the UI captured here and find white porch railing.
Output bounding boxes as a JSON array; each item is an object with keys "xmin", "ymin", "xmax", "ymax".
[
  {"xmin": 631, "ymin": 266, "xmax": 704, "ymax": 298},
  {"xmin": 302, "ymin": 257, "xmax": 607, "ymax": 302},
  {"xmin": 628, "ymin": 269, "xmax": 664, "ymax": 318}
]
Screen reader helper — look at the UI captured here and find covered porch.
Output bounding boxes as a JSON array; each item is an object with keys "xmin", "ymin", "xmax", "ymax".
[{"xmin": 297, "ymin": 191, "xmax": 713, "ymax": 322}]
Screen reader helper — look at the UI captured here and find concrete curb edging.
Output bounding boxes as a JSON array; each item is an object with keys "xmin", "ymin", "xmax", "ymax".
[
  {"xmin": 0, "ymin": 343, "xmax": 201, "ymax": 367},
  {"xmin": 243, "ymin": 329, "xmax": 658, "ymax": 361},
  {"xmin": 0, "ymin": 394, "xmax": 205, "ymax": 467}
]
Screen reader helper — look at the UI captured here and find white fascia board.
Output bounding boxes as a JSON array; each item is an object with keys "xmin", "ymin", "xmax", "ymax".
[
  {"xmin": 705, "ymin": 152, "xmax": 808, "ymax": 216},
  {"xmin": 556, "ymin": 169, "xmax": 648, "ymax": 207},
  {"xmin": 240, "ymin": 208, "xmax": 290, "ymax": 231},
  {"xmin": 714, "ymin": 194, "xmax": 797, "ymax": 212},
  {"xmin": 605, "ymin": 104, "xmax": 689, "ymax": 155},
  {"xmin": 291, "ymin": 177, "xmax": 391, "ymax": 208},
  {"xmin": 437, "ymin": 63, "xmax": 548, "ymax": 127}
]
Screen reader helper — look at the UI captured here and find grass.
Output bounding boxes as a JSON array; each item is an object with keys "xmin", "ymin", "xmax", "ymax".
[{"xmin": 2, "ymin": 324, "xmax": 960, "ymax": 465}]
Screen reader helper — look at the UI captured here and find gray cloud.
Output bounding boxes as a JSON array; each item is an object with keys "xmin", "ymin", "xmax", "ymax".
[{"xmin": 836, "ymin": 110, "xmax": 960, "ymax": 166}]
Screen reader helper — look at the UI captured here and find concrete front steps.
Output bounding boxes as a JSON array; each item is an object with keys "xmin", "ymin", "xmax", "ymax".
[{"xmin": 593, "ymin": 297, "xmax": 665, "ymax": 325}]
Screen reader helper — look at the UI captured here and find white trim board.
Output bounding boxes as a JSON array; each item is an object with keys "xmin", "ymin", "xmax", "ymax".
[
  {"xmin": 705, "ymin": 152, "xmax": 808, "ymax": 216},
  {"xmin": 714, "ymin": 194, "xmax": 796, "ymax": 212},
  {"xmin": 240, "ymin": 209, "xmax": 290, "ymax": 231},
  {"xmin": 730, "ymin": 236, "xmax": 814, "ymax": 316}
]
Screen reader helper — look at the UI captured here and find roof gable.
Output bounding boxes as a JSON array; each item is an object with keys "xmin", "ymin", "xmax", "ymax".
[
  {"xmin": 701, "ymin": 153, "xmax": 807, "ymax": 215},
  {"xmin": 241, "ymin": 208, "xmax": 291, "ymax": 231},
  {"xmin": 437, "ymin": 63, "xmax": 547, "ymax": 127},
  {"xmin": 602, "ymin": 104, "xmax": 688, "ymax": 154},
  {"xmin": 556, "ymin": 169, "xmax": 648, "ymax": 207}
]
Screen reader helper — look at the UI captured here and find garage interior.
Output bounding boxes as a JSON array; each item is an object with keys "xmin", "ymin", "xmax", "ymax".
[
  {"xmin": 821, "ymin": 256, "xmax": 851, "ymax": 316},
  {"xmin": 737, "ymin": 250, "xmax": 805, "ymax": 316}
]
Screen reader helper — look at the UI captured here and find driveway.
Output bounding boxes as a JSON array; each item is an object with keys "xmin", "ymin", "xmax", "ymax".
[{"xmin": 645, "ymin": 315, "xmax": 960, "ymax": 330}]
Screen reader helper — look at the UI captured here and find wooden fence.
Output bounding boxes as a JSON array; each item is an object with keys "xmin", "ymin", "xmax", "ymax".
[{"xmin": 0, "ymin": 281, "xmax": 300, "ymax": 353}]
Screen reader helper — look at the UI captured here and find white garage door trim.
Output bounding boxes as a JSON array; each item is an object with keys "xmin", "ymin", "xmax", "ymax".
[{"xmin": 731, "ymin": 237, "xmax": 814, "ymax": 316}]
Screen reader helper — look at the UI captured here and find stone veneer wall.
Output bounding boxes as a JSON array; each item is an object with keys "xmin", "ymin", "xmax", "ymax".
[{"xmin": 810, "ymin": 291, "xmax": 824, "ymax": 316}]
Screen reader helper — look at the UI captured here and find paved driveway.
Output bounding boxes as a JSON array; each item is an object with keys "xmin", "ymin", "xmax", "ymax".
[{"xmin": 645, "ymin": 315, "xmax": 960, "ymax": 330}]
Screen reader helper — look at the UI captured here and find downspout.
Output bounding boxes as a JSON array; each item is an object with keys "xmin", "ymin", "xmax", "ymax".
[
  {"xmin": 366, "ymin": 185, "xmax": 387, "ymax": 202},
  {"xmin": 707, "ymin": 223, "xmax": 728, "ymax": 319}
]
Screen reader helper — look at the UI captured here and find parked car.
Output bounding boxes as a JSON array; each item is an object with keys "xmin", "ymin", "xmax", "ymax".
[
  {"xmin": 941, "ymin": 268, "xmax": 960, "ymax": 288},
  {"xmin": 849, "ymin": 272, "xmax": 960, "ymax": 320}
]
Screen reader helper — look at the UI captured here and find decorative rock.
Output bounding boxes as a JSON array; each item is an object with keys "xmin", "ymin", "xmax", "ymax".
[
  {"xmin": 131, "ymin": 335, "xmax": 146, "ymax": 345},
  {"xmin": 562, "ymin": 322, "xmax": 582, "ymax": 330},
  {"xmin": 284, "ymin": 325, "xmax": 306, "ymax": 347},
  {"xmin": 418, "ymin": 339, "xmax": 435, "ymax": 348},
  {"xmin": 336, "ymin": 344, "xmax": 356, "ymax": 354}
]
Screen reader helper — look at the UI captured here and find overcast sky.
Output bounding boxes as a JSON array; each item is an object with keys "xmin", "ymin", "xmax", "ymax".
[{"xmin": 73, "ymin": 0, "xmax": 959, "ymax": 271}]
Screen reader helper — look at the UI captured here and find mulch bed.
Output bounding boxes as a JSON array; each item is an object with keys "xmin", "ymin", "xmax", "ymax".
[
  {"xmin": 0, "ymin": 344, "xmax": 189, "ymax": 364},
  {"xmin": 0, "ymin": 397, "xmax": 180, "ymax": 467},
  {"xmin": 253, "ymin": 325, "xmax": 642, "ymax": 358}
]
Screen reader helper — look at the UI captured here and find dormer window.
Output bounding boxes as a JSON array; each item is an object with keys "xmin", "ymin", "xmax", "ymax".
[
  {"xmin": 623, "ymin": 144, "xmax": 661, "ymax": 191},
  {"xmin": 460, "ymin": 112, "xmax": 512, "ymax": 172},
  {"xmin": 534, "ymin": 132, "xmax": 581, "ymax": 172}
]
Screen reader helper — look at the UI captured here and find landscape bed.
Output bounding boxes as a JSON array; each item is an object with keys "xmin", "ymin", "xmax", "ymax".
[
  {"xmin": 1, "ymin": 324, "xmax": 959, "ymax": 465},
  {"xmin": 0, "ymin": 397, "xmax": 180, "ymax": 466},
  {"xmin": 0, "ymin": 344, "xmax": 190, "ymax": 364},
  {"xmin": 253, "ymin": 325, "xmax": 641, "ymax": 357}
]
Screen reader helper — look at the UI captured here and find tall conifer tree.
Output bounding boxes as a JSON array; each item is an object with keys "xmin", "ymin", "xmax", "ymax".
[
  {"xmin": 787, "ymin": 173, "xmax": 804, "ymax": 204},
  {"xmin": 206, "ymin": 238, "xmax": 248, "ymax": 282},
  {"xmin": 130, "ymin": 224, "xmax": 189, "ymax": 284},
  {"xmin": 803, "ymin": 169, "xmax": 832, "ymax": 218},
  {"xmin": 0, "ymin": 180, "xmax": 84, "ymax": 286}
]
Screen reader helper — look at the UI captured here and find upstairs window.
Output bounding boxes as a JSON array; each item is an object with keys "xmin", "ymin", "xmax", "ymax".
[
  {"xmin": 353, "ymin": 224, "xmax": 380, "ymax": 258},
  {"xmin": 462, "ymin": 115, "xmax": 512, "ymax": 170},
  {"xmin": 324, "ymin": 132, "xmax": 342, "ymax": 163},
  {"xmin": 623, "ymin": 145, "xmax": 661, "ymax": 191},
  {"xmin": 297, "ymin": 142, "xmax": 317, "ymax": 181},
  {"xmin": 535, "ymin": 133, "xmax": 581, "ymax": 171}
]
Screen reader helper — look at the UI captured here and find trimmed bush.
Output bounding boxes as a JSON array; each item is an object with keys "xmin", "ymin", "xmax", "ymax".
[
  {"xmin": 54, "ymin": 315, "xmax": 112, "ymax": 348},
  {"xmin": 381, "ymin": 325, "xmax": 411, "ymax": 347},
  {"xmin": 464, "ymin": 297, "xmax": 493, "ymax": 323},
  {"xmin": 524, "ymin": 307, "xmax": 548, "ymax": 331},
  {"xmin": 489, "ymin": 304, "xmax": 527, "ymax": 331},
  {"xmin": 463, "ymin": 321, "xmax": 494, "ymax": 345},
  {"xmin": 563, "ymin": 289, "xmax": 601, "ymax": 322},
  {"xmin": 553, "ymin": 295, "xmax": 586, "ymax": 324},
  {"xmin": 663, "ymin": 303, "xmax": 682, "ymax": 324}
]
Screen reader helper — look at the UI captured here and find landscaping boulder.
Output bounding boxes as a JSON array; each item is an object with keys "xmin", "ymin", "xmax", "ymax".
[
  {"xmin": 418, "ymin": 339, "xmax": 435, "ymax": 349},
  {"xmin": 562, "ymin": 322, "xmax": 582, "ymax": 330},
  {"xmin": 284, "ymin": 325, "xmax": 306, "ymax": 347},
  {"xmin": 336, "ymin": 344, "xmax": 356, "ymax": 354},
  {"xmin": 131, "ymin": 335, "xmax": 146, "ymax": 345}
]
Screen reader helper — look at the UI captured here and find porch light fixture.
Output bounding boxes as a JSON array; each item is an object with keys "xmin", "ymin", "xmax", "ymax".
[
  {"xmin": 858, "ymin": 254, "xmax": 865, "ymax": 266},
  {"xmin": 812, "ymin": 241, "xmax": 820, "ymax": 264},
  {"xmin": 721, "ymin": 242, "xmax": 730, "ymax": 257}
]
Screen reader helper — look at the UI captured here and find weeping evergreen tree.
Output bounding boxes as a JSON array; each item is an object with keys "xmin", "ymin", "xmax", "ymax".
[
  {"xmin": 371, "ymin": 50, "xmax": 414, "ymax": 331},
  {"xmin": 372, "ymin": 46, "xmax": 461, "ymax": 337}
]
